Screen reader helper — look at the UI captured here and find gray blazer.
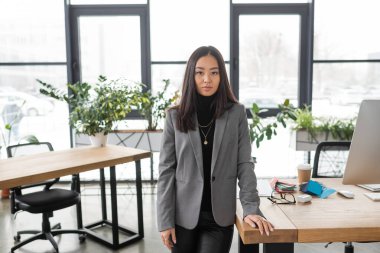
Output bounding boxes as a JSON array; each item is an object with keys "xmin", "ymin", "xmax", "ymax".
[{"xmin": 157, "ymin": 103, "xmax": 261, "ymax": 231}]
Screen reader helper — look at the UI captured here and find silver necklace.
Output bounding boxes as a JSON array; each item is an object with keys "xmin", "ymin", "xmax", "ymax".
[
  {"xmin": 199, "ymin": 122, "xmax": 213, "ymax": 145},
  {"xmin": 198, "ymin": 118, "xmax": 214, "ymax": 128}
]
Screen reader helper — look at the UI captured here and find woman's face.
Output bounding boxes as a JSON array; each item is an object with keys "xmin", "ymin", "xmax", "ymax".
[{"xmin": 194, "ymin": 54, "xmax": 220, "ymax": 96}]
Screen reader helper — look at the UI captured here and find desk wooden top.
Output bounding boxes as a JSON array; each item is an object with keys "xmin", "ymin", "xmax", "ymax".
[
  {"xmin": 236, "ymin": 178, "xmax": 380, "ymax": 244},
  {"xmin": 0, "ymin": 145, "xmax": 151, "ymax": 189},
  {"xmin": 280, "ymin": 178, "xmax": 380, "ymax": 243},
  {"xmin": 236, "ymin": 198, "xmax": 297, "ymax": 244}
]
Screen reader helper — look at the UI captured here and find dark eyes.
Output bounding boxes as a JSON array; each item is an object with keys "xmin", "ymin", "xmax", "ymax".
[{"xmin": 195, "ymin": 71, "xmax": 219, "ymax": 76}]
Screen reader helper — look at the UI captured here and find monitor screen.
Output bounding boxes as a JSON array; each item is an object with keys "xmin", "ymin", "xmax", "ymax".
[{"xmin": 343, "ymin": 100, "xmax": 380, "ymax": 185}]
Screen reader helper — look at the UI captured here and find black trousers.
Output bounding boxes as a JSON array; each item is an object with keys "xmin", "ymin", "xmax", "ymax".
[{"xmin": 172, "ymin": 211, "xmax": 234, "ymax": 253}]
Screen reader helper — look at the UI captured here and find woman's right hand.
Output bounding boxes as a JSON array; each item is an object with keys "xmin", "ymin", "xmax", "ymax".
[{"xmin": 160, "ymin": 228, "xmax": 176, "ymax": 250}]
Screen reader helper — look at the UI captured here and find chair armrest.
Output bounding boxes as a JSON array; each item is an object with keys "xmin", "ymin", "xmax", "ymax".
[
  {"xmin": 11, "ymin": 178, "xmax": 60, "ymax": 192},
  {"xmin": 43, "ymin": 178, "xmax": 60, "ymax": 190}
]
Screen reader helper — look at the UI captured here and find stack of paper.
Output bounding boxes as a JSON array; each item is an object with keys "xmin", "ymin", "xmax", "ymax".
[
  {"xmin": 270, "ymin": 177, "xmax": 297, "ymax": 193},
  {"xmin": 276, "ymin": 182, "xmax": 297, "ymax": 192}
]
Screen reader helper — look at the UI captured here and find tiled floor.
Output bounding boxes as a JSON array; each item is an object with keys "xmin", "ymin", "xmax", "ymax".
[{"xmin": 1, "ymin": 183, "xmax": 379, "ymax": 253}]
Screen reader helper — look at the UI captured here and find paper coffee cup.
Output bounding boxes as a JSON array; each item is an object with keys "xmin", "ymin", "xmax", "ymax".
[{"xmin": 297, "ymin": 164, "xmax": 312, "ymax": 184}]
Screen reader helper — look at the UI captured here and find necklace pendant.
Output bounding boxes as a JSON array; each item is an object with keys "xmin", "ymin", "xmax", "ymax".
[{"xmin": 204, "ymin": 140, "xmax": 208, "ymax": 145}]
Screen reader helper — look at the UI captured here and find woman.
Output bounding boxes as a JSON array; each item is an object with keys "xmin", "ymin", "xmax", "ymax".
[{"xmin": 157, "ymin": 46, "xmax": 274, "ymax": 253}]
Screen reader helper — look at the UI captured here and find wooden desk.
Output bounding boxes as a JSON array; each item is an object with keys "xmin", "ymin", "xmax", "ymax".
[
  {"xmin": 236, "ymin": 198, "xmax": 297, "ymax": 253},
  {"xmin": 0, "ymin": 145, "xmax": 151, "ymax": 250},
  {"xmin": 236, "ymin": 178, "xmax": 380, "ymax": 253},
  {"xmin": 76, "ymin": 130, "xmax": 162, "ymax": 183}
]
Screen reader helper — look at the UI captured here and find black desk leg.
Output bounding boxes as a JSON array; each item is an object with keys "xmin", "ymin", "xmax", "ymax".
[
  {"xmin": 135, "ymin": 160, "xmax": 144, "ymax": 237},
  {"xmin": 145, "ymin": 133, "xmax": 154, "ymax": 184},
  {"xmin": 74, "ymin": 174, "xmax": 83, "ymax": 229},
  {"xmin": 239, "ymin": 237, "xmax": 259, "ymax": 253},
  {"xmin": 109, "ymin": 165, "xmax": 119, "ymax": 246},
  {"xmin": 83, "ymin": 162, "xmax": 144, "ymax": 249},
  {"xmin": 263, "ymin": 243, "xmax": 294, "ymax": 253},
  {"xmin": 100, "ymin": 168, "xmax": 107, "ymax": 221},
  {"xmin": 150, "ymin": 153, "xmax": 154, "ymax": 184}
]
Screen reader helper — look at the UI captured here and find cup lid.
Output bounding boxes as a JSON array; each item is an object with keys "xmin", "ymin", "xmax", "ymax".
[{"xmin": 297, "ymin": 163, "xmax": 312, "ymax": 170}]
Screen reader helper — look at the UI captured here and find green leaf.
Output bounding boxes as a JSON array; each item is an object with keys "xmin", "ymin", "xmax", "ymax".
[
  {"xmin": 256, "ymin": 139, "xmax": 260, "ymax": 148},
  {"xmin": 266, "ymin": 128, "xmax": 272, "ymax": 137},
  {"xmin": 24, "ymin": 135, "xmax": 39, "ymax": 144},
  {"xmin": 252, "ymin": 103, "xmax": 260, "ymax": 114}
]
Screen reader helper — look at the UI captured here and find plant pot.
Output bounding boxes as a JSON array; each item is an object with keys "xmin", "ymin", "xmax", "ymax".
[
  {"xmin": 110, "ymin": 129, "xmax": 163, "ymax": 152},
  {"xmin": 89, "ymin": 132, "xmax": 108, "ymax": 147},
  {"xmin": 290, "ymin": 130, "xmax": 347, "ymax": 151},
  {"xmin": 75, "ymin": 130, "xmax": 163, "ymax": 150}
]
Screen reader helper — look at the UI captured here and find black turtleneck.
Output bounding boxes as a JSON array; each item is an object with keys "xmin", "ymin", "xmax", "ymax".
[{"xmin": 196, "ymin": 93, "xmax": 216, "ymax": 212}]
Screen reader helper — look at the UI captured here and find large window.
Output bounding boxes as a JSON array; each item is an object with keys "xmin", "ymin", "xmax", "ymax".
[
  {"xmin": 313, "ymin": 0, "xmax": 380, "ymax": 118},
  {"xmin": 313, "ymin": 63, "xmax": 380, "ymax": 118},
  {"xmin": 2, "ymin": 0, "xmax": 378, "ymax": 179},
  {"xmin": 78, "ymin": 16, "xmax": 142, "ymax": 83},
  {"xmin": 231, "ymin": 2, "xmax": 313, "ymax": 178},
  {"xmin": 68, "ymin": 3, "xmax": 151, "ymax": 181},
  {"xmin": 150, "ymin": 0, "xmax": 230, "ymax": 94},
  {"xmin": 238, "ymin": 14, "xmax": 301, "ymax": 108},
  {"xmin": 0, "ymin": 0, "xmax": 69, "ymax": 152},
  {"xmin": 231, "ymin": 1, "xmax": 313, "ymax": 112}
]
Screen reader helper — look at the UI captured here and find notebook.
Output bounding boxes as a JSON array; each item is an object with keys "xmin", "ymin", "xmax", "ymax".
[
  {"xmin": 256, "ymin": 179, "xmax": 273, "ymax": 197},
  {"xmin": 236, "ymin": 179, "xmax": 273, "ymax": 198}
]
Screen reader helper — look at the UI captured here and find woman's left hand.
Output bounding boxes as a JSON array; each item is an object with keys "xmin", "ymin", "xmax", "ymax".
[{"xmin": 244, "ymin": 214, "xmax": 274, "ymax": 236}]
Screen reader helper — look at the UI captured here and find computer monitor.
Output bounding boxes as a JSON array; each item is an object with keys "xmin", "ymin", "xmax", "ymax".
[{"xmin": 343, "ymin": 100, "xmax": 380, "ymax": 185}]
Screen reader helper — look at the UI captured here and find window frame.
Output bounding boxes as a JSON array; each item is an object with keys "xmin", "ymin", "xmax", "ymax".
[{"xmin": 230, "ymin": 1, "xmax": 314, "ymax": 117}]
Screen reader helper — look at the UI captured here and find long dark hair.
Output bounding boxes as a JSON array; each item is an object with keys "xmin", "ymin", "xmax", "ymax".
[{"xmin": 174, "ymin": 46, "xmax": 238, "ymax": 133}]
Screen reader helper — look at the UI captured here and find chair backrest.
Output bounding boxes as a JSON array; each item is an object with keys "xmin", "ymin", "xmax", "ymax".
[
  {"xmin": 6, "ymin": 142, "xmax": 54, "ymax": 158},
  {"xmin": 312, "ymin": 141, "xmax": 351, "ymax": 178},
  {"xmin": 6, "ymin": 142, "xmax": 56, "ymax": 214}
]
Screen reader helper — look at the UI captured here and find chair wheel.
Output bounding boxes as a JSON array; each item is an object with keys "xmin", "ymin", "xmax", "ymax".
[
  {"xmin": 14, "ymin": 235, "xmax": 21, "ymax": 242},
  {"xmin": 79, "ymin": 234, "xmax": 86, "ymax": 243}
]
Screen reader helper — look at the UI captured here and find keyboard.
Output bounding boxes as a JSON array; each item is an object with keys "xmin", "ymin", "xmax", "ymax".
[
  {"xmin": 256, "ymin": 179, "xmax": 273, "ymax": 197},
  {"xmin": 357, "ymin": 184, "xmax": 380, "ymax": 192},
  {"xmin": 364, "ymin": 192, "xmax": 380, "ymax": 201}
]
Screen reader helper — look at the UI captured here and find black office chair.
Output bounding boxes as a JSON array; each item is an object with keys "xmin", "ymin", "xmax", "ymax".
[
  {"xmin": 312, "ymin": 141, "xmax": 351, "ymax": 178},
  {"xmin": 6, "ymin": 142, "xmax": 85, "ymax": 253},
  {"xmin": 312, "ymin": 141, "xmax": 354, "ymax": 253}
]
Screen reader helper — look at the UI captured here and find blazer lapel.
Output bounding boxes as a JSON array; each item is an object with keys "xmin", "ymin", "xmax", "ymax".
[
  {"xmin": 188, "ymin": 113, "xmax": 204, "ymax": 178},
  {"xmin": 211, "ymin": 109, "xmax": 229, "ymax": 175}
]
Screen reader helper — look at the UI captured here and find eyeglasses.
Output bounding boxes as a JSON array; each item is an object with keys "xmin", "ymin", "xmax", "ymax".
[{"xmin": 267, "ymin": 191, "xmax": 296, "ymax": 205}]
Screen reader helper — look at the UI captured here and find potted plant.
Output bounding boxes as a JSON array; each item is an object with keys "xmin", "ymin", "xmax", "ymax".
[
  {"xmin": 108, "ymin": 79, "xmax": 179, "ymax": 183},
  {"xmin": 291, "ymin": 113, "xmax": 355, "ymax": 151},
  {"xmin": 248, "ymin": 99, "xmax": 355, "ymax": 151},
  {"xmin": 38, "ymin": 75, "xmax": 139, "ymax": 147},
  {"xmin": 133, "ymin": 79, "xmax": 179, "ymax": 131},
  {"xmin": 248, "ymin": 99, "xmax": 297, "ymax": 148},
  {"xmin": 110, "ymin": 79, "xmax": 179, "ymax": 152}
]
